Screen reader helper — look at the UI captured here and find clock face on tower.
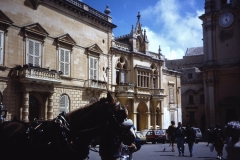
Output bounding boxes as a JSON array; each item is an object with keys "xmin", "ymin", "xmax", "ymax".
[{"xmin": 219, "ymin": 12, "xmax": 234, "ymax": 28}]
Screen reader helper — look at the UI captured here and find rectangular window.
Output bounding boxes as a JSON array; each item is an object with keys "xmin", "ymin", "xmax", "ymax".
[
  {"xmin": 188, "ymin": 73, "xmax": 192, "ymax": 79},
  {"xmin": 169, "ymin": 88, "xmax": 174, "ymax": 103},
  {"xmin": 0, "ymin": 31, "xmax": 3, "ymax": 65},
  {"xmin": 59, "ymin": 48, "xmax": 70, "ymax": 76},
  {"xmin": 26, "ymin": 39, "xmax": 41, "ymax": 67},
  {"xmin": 89, "ymin": 57, "xmax": 98, "ymax": 80},
  {"xmin": 189, "ymin": 95, "xmax": 194, "ymax": 104}
]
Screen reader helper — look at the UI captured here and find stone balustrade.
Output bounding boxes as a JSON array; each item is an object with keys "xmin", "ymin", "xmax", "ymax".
[
  {"xmin": 150, "ymin": 89, "xmax": 165, "ymax": 95},
  {"xmin": 65, "ymin": 0, "xmax": 109, "ymax": 22},
  {"xmin": 113, "ymin": 41, "xmax": 131, "ymax": 51},
  {"xmin": 84, "ymin": 79, "xmax": 107, "ymax": 89},
  {"xmin": 16, "ymin": 65, "xmax": 61, "ymax": 83},
  {"xmin": 115, "ymin": 84, "xmax": 135, "ymax": 93}
]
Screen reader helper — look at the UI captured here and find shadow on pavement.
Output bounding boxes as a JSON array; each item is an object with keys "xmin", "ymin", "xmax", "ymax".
[{"xmin": 159, "ymin": 155, "xmax": 176, "ymax": 157}]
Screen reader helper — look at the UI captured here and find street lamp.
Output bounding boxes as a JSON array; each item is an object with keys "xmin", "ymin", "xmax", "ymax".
[{"xmin": 0, "ymin": 102, "xmax": 7, "ymax": 123}]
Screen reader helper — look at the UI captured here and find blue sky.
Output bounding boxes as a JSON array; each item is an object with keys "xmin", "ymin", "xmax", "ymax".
[{"xmin": 82, "ymin": 0, "xmax": 204, "ymax": 60}]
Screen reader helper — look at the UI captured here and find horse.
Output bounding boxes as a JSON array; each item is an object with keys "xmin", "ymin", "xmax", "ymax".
[{"xmin": 0, "ymin": 92, "xmax": 127, "ymax": 160}]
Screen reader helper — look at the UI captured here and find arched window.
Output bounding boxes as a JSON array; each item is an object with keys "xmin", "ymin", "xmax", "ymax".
[{"xmin": 59, "ymin": 95, "xmax": 69, "ymax": 114}]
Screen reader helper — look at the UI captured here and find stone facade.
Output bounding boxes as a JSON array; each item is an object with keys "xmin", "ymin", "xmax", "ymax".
[
  {"xmin": 111, "ymin": 13, "xmax": 181, "ymax": 130},
  {"xmin": 0, "ymin": 0, "xmax": 181, "ymax": 130},
  {"xmin": 166, "ymin": 47, "xmax": 205, "ymax": 131}
]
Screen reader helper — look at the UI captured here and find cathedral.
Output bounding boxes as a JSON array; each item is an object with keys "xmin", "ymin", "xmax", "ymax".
[
  {"xmin": 166, "ymin": 0, "xmax": 240, "ymax": 131},
  {"xmin": 0, "ymin": 0, "xmax": 181, "ymax": 130}
]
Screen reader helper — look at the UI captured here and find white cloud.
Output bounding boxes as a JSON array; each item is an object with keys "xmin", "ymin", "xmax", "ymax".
[{"xmin": 141, "ymin": 0, "xmax": 204, "ymax": 60}]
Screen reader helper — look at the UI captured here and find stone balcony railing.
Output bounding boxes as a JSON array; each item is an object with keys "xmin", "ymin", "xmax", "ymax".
[
  {"xmin": 115, "ymin": 84, "xmax": 135, "ymax": 93},
  {"xmin": 150, "ymin": 89, "xmax": 165, "ymax": 95},
  {"xmin": 112, "ymin": 41, "xmax": 131, "ymax": 51},
  {"xmin": 65, "ymin": 0, "xmax": 111, "ymax": 22},
  {"xmin": 84, "ymin": 79, "xmax": 107, "ymax": 90},
  {"xmin": 15, "ymin": 65, "xmax": 61, "ymax": 83},
  {"xmin": 136, "ymin": 88, "xmax": 165, "ymax": 95}
]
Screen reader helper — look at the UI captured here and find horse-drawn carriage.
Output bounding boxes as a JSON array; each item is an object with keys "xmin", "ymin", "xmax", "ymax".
[{"xmin": 0, "ymin": 92, "xmax": 137, "ymax": 160}]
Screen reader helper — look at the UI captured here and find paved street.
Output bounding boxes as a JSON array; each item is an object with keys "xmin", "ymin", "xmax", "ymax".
[{"xmin": 88, "ymin": 142, "xmax": 227, "ymax": 160}]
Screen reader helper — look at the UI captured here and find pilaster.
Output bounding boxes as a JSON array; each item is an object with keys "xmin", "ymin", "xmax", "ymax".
[{"xmin": 22, "ymin": 92, "xmax": 29, "ymax": 122}]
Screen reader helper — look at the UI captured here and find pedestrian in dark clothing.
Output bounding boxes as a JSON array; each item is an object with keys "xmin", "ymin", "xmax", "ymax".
[
  {"xmin": 213, "ymin": 123, "xmax": 224, "ymax": 159},
  {"xmin": 167, "ymin": 121, "xmax": 176, "ymax": 152},
  {"xmin": 206, "ymin": 129, "xmax": 213, "ymax": 146},
  {"xmin": 225, "ymin": 121, "xmax": 240, "ymax": 160},
  {"xmin": 185, "ymin": 123, "xmax": 196, "ymax": 157},
  {"xmin": 175, "ymin": 122, "xmax": 186, "ymax": 156}
]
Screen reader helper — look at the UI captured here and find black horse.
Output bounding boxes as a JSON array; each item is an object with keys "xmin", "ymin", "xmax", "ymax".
[{"xmin": 0, "ymin": 92, "xmax": 127, "ymax": 160}]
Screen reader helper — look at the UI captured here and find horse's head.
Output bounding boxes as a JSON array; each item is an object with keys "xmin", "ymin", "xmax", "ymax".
[{"xmin": 101, "ymin": 92, "xmax": 127, "ymax": 134}]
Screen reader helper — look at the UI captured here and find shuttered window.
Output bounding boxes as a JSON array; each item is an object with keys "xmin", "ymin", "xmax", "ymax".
[
  {"xmin": 26, "ymin": 39, "xmax": 41, "ymax": 66},
  {"xmin": 0, "ymin": 31, "xmax": 3, "ymax": 65},
  {"xmin": 89, "ymin": 57, "xmax": 98, "ymax": 80},
  {"xmin": 59, "ymin": 48, "xmax": 70, "ymax": 76},
  {"xmin": 59, "ymin": 95, "xmax": 69, "ymax": 114}
]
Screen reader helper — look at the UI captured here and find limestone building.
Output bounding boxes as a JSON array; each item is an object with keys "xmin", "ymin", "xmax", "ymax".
[
  {"xmin": 199, "ymin": 0, "xmax": 240, "ymax": 129},
  {"xmin": 166, "ymin": 47, "xmax": 205, "ymax": 131},
  {"xmin": 0, "ymin": 0, "xmax": 181, "ymax": 131},
  {"xmin": 166, "ymin": 0, "xmax": 240, "ymax": 131},
  {"xmin": 111, "ymin": 13, "xmax": 181, "ymax": 130}
]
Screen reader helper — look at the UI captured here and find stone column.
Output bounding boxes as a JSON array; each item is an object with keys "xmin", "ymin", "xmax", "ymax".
[
  {"xmin": 146, "ymin": 112, "xmax": 151, "ymax": 129},
  {"xmin": 47, "ymin": 93, "xmax": 54, "ymax": 120},
  {"xmin": 22, "ymin": 92, "xmax": 29, "ymax": 122}
]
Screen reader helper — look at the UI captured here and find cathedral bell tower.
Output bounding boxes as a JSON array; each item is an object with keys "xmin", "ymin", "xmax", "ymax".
[{"xmin": 199, "ymin": 0, "xmax": 240, "ymax": 128}]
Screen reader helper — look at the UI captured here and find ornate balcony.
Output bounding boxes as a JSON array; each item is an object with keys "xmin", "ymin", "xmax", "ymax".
[
  {"xmin": 84, "ymin": 79, "xmax": 107, "ymax": 90},
  {"xmin": 115, "ymin": 83, "xmax": 135, "ymax": 93},
  {"xmin": 11, "ymin": 64, "xmax": 61, "ymax": 84},
  {"xmin": 150, "ymin": 89, "xmax": 165, "ymax": 95}
]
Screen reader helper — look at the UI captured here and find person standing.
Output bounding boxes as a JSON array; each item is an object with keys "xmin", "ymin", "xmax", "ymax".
[
  {"xmin": 185, "ymin": 123, "xmax": 196, "ymax": 157},
  {"xmin": 225, "ymin": 121, "xmax": 240, "ymax": 160},
  {"xmin": 167, "ymin": 121, "xmax": 176, "ymax": 152},
  {"xmin": 175, "ymin": 122, "xmax": 186, "ymax": 156},
  {"xmin": 213, "ymin": 123, "xmax": 224, "ymax": 159}
]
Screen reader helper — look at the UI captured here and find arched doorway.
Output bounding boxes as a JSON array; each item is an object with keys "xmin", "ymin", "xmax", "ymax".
[
  {"xmin": 29, "ymin": 95, "xmax": 40, "ymax": 121},
  {"xmin": 137, "ymin": 102, "xmax": 148, "ymax": 131}
]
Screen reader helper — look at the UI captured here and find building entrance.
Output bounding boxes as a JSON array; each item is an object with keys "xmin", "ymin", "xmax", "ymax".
[{"xmin": 29, "ymin": 95, "xmax": 40, "ymax": 121}]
